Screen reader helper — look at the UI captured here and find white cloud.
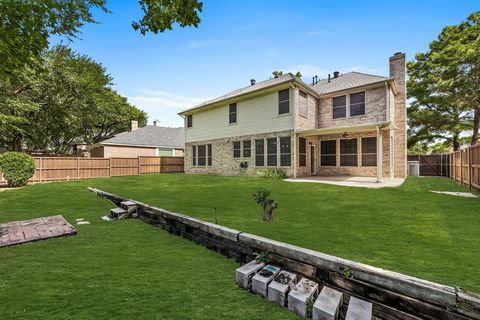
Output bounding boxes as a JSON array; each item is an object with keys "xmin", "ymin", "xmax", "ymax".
[
  {"xmin": 127, "ymin": 90, "xmax": 211, "ymax": 127},
  {"xmin": 345, "ymin": 65, "xmax": 388, "ymax": 76},
  {"xmin": 187, "ymin": 39, "xmax": 229, "ymax": 49}
]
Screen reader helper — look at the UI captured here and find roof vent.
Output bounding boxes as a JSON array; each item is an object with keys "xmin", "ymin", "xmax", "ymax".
[
  {"xmin": 333, "ymin": 71, "xmax": 340, "ymax": 78},
  {"xmin": 250, "ymin": 79, "xmax": 256, "ymax": 86}
]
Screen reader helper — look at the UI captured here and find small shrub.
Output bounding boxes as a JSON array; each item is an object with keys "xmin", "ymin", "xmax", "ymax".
[
  {"xmin": 252, "ymin": 187, "xmax": 278, "ymax": 222},
  {"xmin": 0, "ymin": 152, "xmax": 35, "ymax": 187},
  {"xmin": 256, "ymin": 168, "xmax": 285, "ymax": 179},
  {"xmin": 254, "ymin": 251, "xmax": 271, "ymax": 263}
]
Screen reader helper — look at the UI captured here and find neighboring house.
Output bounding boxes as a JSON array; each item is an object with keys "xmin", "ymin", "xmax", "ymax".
[
  {"xmin": 90, "ymin": 121, "xmax": 184, "ymax": 158},
  {"xmin": 179, "ymin": 53, "xmax": 406, "ymax": 180}
]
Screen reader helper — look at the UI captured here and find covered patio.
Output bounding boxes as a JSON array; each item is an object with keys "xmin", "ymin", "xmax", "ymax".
[{"xmin": 284, "ymin": 175, "xmax": 405, "ymax": 188}]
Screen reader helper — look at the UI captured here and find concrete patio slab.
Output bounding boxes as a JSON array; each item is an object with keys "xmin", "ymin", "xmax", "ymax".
[
  {"xmin": 284, "ymin": 176, "xmax": 405, "ymax": 189},
  {"xmin": 0, "ymin": 215, "xmax": 76, "ymax": 248}
]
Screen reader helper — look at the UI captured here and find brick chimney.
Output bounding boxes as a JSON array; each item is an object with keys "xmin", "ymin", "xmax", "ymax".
[
  {"xmin": 389, "ymin": 52, "xmax": 407, "ymax": 178},
  {"xmin": 130, "ymin": 120, "xmax": 138, "ymax": 131}
]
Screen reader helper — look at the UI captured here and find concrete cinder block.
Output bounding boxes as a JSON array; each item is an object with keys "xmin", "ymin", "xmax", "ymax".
[
  {"xmin": 288, "ymin": 278, "xmax": 319, "ymax": 318},
  {"xmin": 313, "ymin": 286, "xmax": 343, "ymax": 320},
  {"xmin": 345, "ymin": 296, "xmax": 373, "ymax": 320},
  {"xmin": 235, "ymin": 260, "xmax": 265, "ymax": 290},
  {"xmin": 268, "ymin": 270, "xmax": 297, "ymax": 306},
  {"xmin": 252, "ymin": 265, "xmax": 281, "ymax": 297}
]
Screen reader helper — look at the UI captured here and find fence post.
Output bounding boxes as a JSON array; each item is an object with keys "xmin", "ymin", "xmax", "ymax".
[
  {"xmin": 77, "ymin": 157, "xmax": 80, "ymax": 180},
  {"xmin": 39, "ymin": 157, "xmax": 43, "ymax": 182},
  {"xmin": 137, "ymin": 156, "xmax": 141, "ymax": 175},
  {"xmin": 469, "ymin": 147, "xmax": 472, "ymax": 190},
  {"xmin": 108, "ymin": 158, "xmax": 112, "ymax": 177}
]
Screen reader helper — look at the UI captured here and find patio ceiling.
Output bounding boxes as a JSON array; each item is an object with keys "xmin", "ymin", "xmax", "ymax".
[{"xmin": 295, "ymin": 121, "xmax": 397, "ymax": 137}]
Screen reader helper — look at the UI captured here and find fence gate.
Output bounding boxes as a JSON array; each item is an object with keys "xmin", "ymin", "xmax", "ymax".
[{"xmin": 407, "ymin": 155, "xmax": 450, "ymax": 177}]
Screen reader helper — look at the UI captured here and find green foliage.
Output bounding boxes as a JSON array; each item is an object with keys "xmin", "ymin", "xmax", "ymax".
[
  {"xmin": 408, "ymin": 11, "xmax": 480, "ymax": 151},
  {"xmin": 271, "ymin": 70, "xmax": 302, "ymax": 79},
  {"xmin": 256, "ymin": 168, "xmax": 286, "ymax": 179},
  {"xmin": 252, "ymin": 188, "xmax": 278, "ymax": 222},
  {"xmin": 133, "ymin": 0, "xmax": 203, "ymax": 34},
  {"xmin": 306, "ymin": 296, "xmax": 315, "ymax": 318},
  {"xmin": 254, "ymin": 251, "xmax": 271, "ymax": 264},
  {"xmin": 0, "ymin": 45, "xmax": 147, "ymax": 153},
  {"xmin": 0, "ymin": 152, "xmax": 35, "ymax": 187}
]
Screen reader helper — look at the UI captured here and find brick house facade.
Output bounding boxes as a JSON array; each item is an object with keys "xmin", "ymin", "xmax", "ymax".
[{"xmin": 180, "ymin": 53, "xmax": 407, "ymax": 180}]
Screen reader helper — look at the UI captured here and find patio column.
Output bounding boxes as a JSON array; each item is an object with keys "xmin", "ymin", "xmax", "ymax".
[
  {"xmin": 376, "ymin": 126, "xmax": 383, "ymax": 182},
  {"xmin": 293, "ymin": 133, "xmax": 297, "ymax": 178}
]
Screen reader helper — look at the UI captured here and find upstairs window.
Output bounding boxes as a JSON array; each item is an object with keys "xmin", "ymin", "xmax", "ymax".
[
  {"xmin": 332, "ymin": 95, "xmax": 346, "ymax": 119},
  {"xmin": 299, "ymin": 91, "xmax": 308, "ymax": 117},
  {"xmin": 299, "ymin": 137, "xmax": 307, "ymax": 166},
  {"xmin": 187, "ymin": 114, "xmax": 193, "ymax": 128},
  {"xmin": 267, "ymin": 138, "xmax": 278, "ymax": 166},
  {"xmin": 278, "ymin": 89, "xmax": 290, "ymax": 114},
  {"xmin": 229, "ymin": 103, "xmax": 237, "ymax": 124},
  {"xmin": 243, "ymin": 140, "xmax": 251, "ymax": 157},
  {"xmin": 361, "ymin": 137, "xmax": 377, "ymax": 166},
  {"xmin": 233, "ymin": 141, "xmax": 241, "ymax": 158},
  {"xmin": 350, "ymin": 92, "xmax": 365, "ymax": 116},
  {"xmin": 280, "ymin": 137, "xmax": 291, "ymax": 166},
  {"xmin": 255, "ymin": 139, "xmax": 265, "ymax": 166},
  {"xmin": 340, "ymin": 139, "xmax": 358, "ymax": 166},
  {"xmin": 197, "ymin": 145, "xmax": 206, "ymax": 166},
  {"xmin": 321, "ymin": 140, "xmax": 336, "ymax": 166}
]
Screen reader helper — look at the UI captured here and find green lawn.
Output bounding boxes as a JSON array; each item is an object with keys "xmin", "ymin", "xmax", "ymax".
[{"xmin": 0, "ymin": 175, "xmax": 479, "ymax": 319}]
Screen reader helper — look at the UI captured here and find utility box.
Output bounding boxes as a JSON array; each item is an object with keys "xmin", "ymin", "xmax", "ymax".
[{"xmin": 407, "ymin": 161, "xmax": 420, "ymax": 176}]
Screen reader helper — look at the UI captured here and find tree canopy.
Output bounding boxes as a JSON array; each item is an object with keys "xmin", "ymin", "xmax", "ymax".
[{"xmin": 407, "ymin": 11, "xmax": 480, "ymax": 152}]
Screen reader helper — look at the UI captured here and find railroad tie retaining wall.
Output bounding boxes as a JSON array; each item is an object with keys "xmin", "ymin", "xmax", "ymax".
[{"xmin": 88, "ymin": 187, "xmax": 480, "ymax": 320}]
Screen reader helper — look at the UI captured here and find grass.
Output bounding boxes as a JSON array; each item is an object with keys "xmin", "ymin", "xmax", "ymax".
[{"xmin": 0, "ymin": 174, "xmax": 479, "ymax": 318}]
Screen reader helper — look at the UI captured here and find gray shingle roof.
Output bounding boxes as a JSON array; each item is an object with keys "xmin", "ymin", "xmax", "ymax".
[
  {"xmin": 101, "ymin": 126, "xmax": 184, "ymax": 149},
  {"xmin": 180, "ymin": 73, "xmax": 296, "ymax": 114},
  {"xmin": 312, "ymin": 72, "xmax": 391, "ymax": 94}
]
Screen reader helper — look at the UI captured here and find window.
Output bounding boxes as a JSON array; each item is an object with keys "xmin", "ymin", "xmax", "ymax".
[
  {"xmin": 187, "ymin": 114, "xmax": 193, "ymax": 128},
  {"xmin": 157, "ymin": 148, "xmax": 173, "ymax": 156},
  {"xmin": 280, "ymin": 137, "xmax": 291, "ymax": 166},
  {"xmin": 362, "ymin": 137, "xmax": 377, "ymax": 166},
  {"xmin": 350, "ymin": 92, "xmax": 365, "ymax": 116},
  {"xmin": 207, "ymin": 144, "xmax": 212, "ymax": 166},
  {"xmin": 192, "ymin": 145, "xmax": 196, "ymax": 166},
  {"xmin": 255, "ymin": 139, "xmax": 264, "ymax": 166},
  {"xmin": 332, "ymin": 95, "xmax": 346, "ymax": 119},
  {"xmin": 267, "ymin": 138, "xmax": 277, "ymax": 166},
  {"xmin": 197, "ymin": 145, "xmax": 206, "ymax": 166},
  {"xmin": 278, "ymin": 89, "xmax": 290, "ymax": 114},
  {"xmin": 340, "ymin": 139, "xmax": 358, "ymax": 166},
  {"xmin": 299, "ymin": 137, "xmax": 307, "ymax": 166},
  {"xmin": 299, "ymin": 91, "xmax": 308, "ymax": 117},
  {"xmin": 321, "ymin": 140, "xmax": 336, "ymax": 166},
  {"xmin": 233, "ymin": 141, "xmax": 241, "ymax": 158},
  {"xmin": 243, "ymin": 140, "xmax": 251, "ymax": 157},
  {"xmin": 229, "ymin": 103, "xmax": 237, "ymax": 124}
]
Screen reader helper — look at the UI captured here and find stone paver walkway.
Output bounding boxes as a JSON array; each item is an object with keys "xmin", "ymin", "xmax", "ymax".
[{"xmin": 0, "ymin": 215, "xmax": 76, "ymax": 248}]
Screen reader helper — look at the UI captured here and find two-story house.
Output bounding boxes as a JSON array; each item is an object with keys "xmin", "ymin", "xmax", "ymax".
[{"xmin": 179, "ymin": 53, "xmax": 406, "ymax": 180}]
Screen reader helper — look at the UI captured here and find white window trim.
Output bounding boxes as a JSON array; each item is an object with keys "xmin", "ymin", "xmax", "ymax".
[{"xmin": 331, "ymin": 91, "xmax": 367, "ymax": 120}]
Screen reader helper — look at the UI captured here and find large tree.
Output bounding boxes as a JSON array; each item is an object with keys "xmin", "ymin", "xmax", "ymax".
[{"xmin": 408, "ymin": 11, "xmax": 480, "ymax": 152}]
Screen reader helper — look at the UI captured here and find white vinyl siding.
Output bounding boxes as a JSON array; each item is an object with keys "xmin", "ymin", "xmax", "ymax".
[{"xmin": 185, "ymin": 90, "xmax": 294, "ymax": 142}]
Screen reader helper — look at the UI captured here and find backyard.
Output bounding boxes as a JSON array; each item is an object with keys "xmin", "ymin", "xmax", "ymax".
[{"xmin": 0, "ymin": 174, "xmax": 479, "ymax": 318}]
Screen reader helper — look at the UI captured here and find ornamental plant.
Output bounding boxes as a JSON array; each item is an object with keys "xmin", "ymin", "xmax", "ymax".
[
  {"xmin": 0, "ymin": 152, "xmax": 36, "ymax": 187},
  {"xmin": 252, "ymin": 187, "xmax": 278, "ymax": 222}
]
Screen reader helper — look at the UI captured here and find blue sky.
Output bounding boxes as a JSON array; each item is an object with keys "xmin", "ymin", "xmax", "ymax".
[{"xmin": 51, "ymin": 1, "xmax": 479, "ymax": 127}]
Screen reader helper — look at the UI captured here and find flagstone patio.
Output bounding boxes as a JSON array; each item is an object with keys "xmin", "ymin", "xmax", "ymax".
[{"xmin": 0, "ymin": 215, "xmax": 76, "ymax": 247}]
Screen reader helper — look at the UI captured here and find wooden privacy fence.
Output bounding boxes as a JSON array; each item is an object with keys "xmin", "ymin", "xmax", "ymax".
[
  {"xmin": 0, "ymin": 156, "xmax": 184, "ymax": 184},
  {"xmin": 407, "ymin": 154, "xmax": 450, "ymax": 176},
  {"xmin": 450, "ymin": 144, "xmax": 480, "ymax": 192}
]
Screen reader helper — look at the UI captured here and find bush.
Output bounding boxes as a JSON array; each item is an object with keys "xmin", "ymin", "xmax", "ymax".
[
  {"xmin": 0, "ymin": 152, "xmax": 36, "ymax": 187},
  {"xmin": 252, "ymin": 187, "xmax": 278, "ymax": 222},
  {"xmin": 256, "ymin": 168, "xmax": 286, "ymax": 179}
]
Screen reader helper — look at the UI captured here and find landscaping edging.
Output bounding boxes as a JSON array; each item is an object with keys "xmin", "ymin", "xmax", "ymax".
[{"xmin": 88, "ymin": 187, "xmax": 480, "ymax": 320}]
